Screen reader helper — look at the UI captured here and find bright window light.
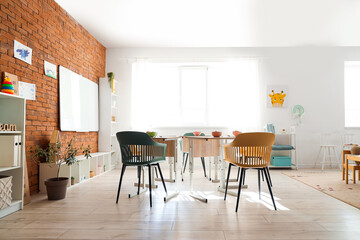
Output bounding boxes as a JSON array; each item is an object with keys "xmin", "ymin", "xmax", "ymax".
[
  {"xmin": 132, "ymin": 59, "xmax": 260, "ymax": 130},
  {"xmin": 345, "ymin": 61, "xmax": 360, "ymax": 127}
]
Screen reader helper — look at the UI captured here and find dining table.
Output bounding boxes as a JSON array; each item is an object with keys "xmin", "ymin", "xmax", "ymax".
[
  {"xmin": 343, "ymin": 149, "xmax": 360, "ymax": 184},
  {"xmin": 183, "ymin": 135, "xmax": 237, "ymax": 202}
]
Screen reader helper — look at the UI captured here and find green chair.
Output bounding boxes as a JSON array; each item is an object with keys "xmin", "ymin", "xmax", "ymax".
[
  {"xmin": 116, "ymin": 131, "xmax": 167, "ymax": 207},
  {"xmin": 182, "ymin": 132, "xmax": 207, "ymax": 178}
]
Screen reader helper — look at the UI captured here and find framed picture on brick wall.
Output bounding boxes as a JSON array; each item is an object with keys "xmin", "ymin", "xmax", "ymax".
[
  {"xmin": 14, "ymin": 40, "xmax": 32, "ymax": 65},
  {"xmin": 44, "ymin": 60, "xmax": 57, "ymax": 79}
]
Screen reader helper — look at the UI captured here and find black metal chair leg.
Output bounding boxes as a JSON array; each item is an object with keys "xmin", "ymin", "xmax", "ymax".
[
  {"xmin": 183, "ymin": 153, "xmax": 189, "ymax": 173},
  {"xmin": 236, "ymin": 168, "xmax": 245, "ymax": 212},
  {"xmin": 148, "ymin": 165, "xmax": 152, "ymax": 207},
  {"xmin": 137, "ymin": 166, "xmax": 141, "ymax": 195},
  {"xmin": 224, "ymin": 163, "xmax": 232, "ymax": 200},
  {"xmin": 258, "ymin": 169, "xmax": 261, "ymax": 199},
  {"xmin": 116, "ymin": 164, "xmax": 126, "ymax": 203},
  {"xmin": 201, "ymin": 157, "xmax": 207, "ymax": 177},
  {"xmin": 264, "ymin": 167, "xmax": 277, "ymax": 210},
  {"xmin": 237, "ymin": 167, "xmax": 240, "ymax": 181},
  {"xmin": 265, "ymin": 167, "xmax": 272, "ymax": 187},
  {"xmin": 157, "ymin": 163, "xmax": 167, "ymax": 194},
  {"xmin": 261, "ymin": 169, "xmax": 265, "ymax": 181},
  {"xmin": 242, "ymin": 169, "xmax": 246, "ymax": 185},
  {"xmin": 154, "ymin": 166, "xmax": 159, "ymax": 178}
]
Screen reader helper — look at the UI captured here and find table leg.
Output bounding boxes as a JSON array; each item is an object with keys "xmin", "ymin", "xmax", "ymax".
[
  {"xmin": 189, "ymin": 138, "xmax": 207, "ymax": 203},
  {"xmin": 206, "ymin": 157, "xmax": 212, "ymax": 181},
  {"xmin": 155, "ymin": 157, "xmax": 175, "ymax": 183},
  {"xmin": 346, "ymin": 156, "xmax": 349, "ymax": 184},
  {"xmin": 212, "ymin": 156, "xmax": 220, "ymax": 183},
  {"xmin": 342, "ymin": 150, "xmax": 345, "ymax": 180},
  {"xmin": 164, "ymin": 140, "xmax": 180, "ymax": 202}
]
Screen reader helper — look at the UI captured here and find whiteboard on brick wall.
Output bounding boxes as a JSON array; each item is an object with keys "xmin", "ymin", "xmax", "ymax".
[{"xmin": 59, "ymin": 66, "xmax": 98, "ymax": 132}]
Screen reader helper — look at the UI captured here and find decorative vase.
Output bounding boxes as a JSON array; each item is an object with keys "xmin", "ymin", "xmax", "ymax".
[{"xmin": 44, "ymin": 177, "xmax": 69, "ymax": 200}]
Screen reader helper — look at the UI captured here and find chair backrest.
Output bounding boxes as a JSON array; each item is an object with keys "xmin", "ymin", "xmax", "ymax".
[
  {"xmin": 224, "ymin": 132, "xmax": 275, "ymax": 168},
  {"xmin": 116, "ymin": 131, "xmax": 166, "ymax": 165}
]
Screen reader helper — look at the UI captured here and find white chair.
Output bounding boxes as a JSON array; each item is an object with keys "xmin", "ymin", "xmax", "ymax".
[
  {"xmin": 314, "ymin": 133, "xmax": 341, "ymax": 170},
  {"xmin": 341, "ymin": 133, "xmax": 355, "ymax": 150}
]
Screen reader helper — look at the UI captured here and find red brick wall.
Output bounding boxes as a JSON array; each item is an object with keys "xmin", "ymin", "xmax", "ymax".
[{"xmin": 0, "ymin": 0, "xmax": 106, "ymax": 194}]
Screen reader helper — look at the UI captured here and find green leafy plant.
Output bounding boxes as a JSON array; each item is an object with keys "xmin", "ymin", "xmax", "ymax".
[
  {"xmin": 29, "ymin": 139, "xmax": 92, "ymax": 179},
  {"xmin": 107, "ymin": 72, "xmax": 114, "ymax": 88},
  {"xmin": 71, "ymin": 176, "xmax": 74, "ymax": 180}
]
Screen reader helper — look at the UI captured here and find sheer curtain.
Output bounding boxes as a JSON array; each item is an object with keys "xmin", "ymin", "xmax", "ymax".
[
  {"xmin": 131, "ymin": 59, "xmax": 260, "ymax": 131},
  {"xmin": 345, "ymin": 61, "xmax": 360, "ymax": 127}
]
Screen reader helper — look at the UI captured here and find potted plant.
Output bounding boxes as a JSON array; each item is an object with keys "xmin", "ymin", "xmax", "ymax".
[
  {"xmin": 30, "ymin": 139, "xmax": 91, "ymax": 200},
  {"xmin": 107, "ymin": 72, "xmax": 115, "ymax": 92},
  {"xmin": 71, "ymin": 176, "xmax": 75, "ymax": 185}
]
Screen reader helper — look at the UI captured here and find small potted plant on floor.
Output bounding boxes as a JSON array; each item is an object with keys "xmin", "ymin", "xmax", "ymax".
[
  {"xmin": 71, "ymin": 176, "xmax": 75, "ymax": 185},
  {"xmin": 30, "ymin": 139, "xmax": 91, "ymax": 200}
]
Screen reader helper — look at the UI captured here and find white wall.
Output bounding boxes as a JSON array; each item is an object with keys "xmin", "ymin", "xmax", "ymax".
[{"xmin": 106, "ymin": 47, "xmax": 360, "ymax": 168}]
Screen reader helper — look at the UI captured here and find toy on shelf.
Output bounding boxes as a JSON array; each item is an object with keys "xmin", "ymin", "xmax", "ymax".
[{"xmin": 1, "ymin": 77, "xmax": 14, "ymax": 95}]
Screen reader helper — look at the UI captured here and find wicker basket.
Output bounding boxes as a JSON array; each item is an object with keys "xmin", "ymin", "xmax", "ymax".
[{"xmin": 0, "ymin": 176, "xmax": 12, "ymax": 210}]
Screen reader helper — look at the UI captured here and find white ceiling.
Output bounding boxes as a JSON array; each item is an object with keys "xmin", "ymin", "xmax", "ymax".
[{"xmin": 55, "ymin": 0, "xmax": 360, "ymax": 48}]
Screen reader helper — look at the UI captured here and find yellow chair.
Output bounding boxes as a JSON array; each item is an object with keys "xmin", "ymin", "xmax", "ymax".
[{"xmin": 223, "ymin": 132, "xmax": 276, "ymax": 212}]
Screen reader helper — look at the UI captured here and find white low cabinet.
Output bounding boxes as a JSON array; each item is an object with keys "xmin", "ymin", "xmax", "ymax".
[{"xmin": 39, "ymin": 152, "xmax": 111, "ymax": 193}]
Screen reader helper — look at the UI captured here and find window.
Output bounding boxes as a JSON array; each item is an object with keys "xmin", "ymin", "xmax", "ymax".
[
  {"xmin": 345, "ymin": 61, "xmax": 360, "ymax": 127},
  {"xmin": 132, "ymin": 59, "xmax": 260, "ymax": 130}
]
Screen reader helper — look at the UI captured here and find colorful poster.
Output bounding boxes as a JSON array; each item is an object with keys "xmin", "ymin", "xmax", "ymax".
[
  {"xmin": 19, "ymin": 81, "xmax": 36, "ymax": 100},
  {"xmin": 14, "ymin": 40, "xmax": 32, "ymax": 65},
  {"xmin": 267, "ymin": 85, "xmax": 288, "ymax": 108},
  {"xmin": 44, "ymin": 60, "xmax": 57, "ymax": 79}
]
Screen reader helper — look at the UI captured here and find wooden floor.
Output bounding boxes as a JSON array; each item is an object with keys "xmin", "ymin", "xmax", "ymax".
[{"xmin": 1, "ymin": 165, "xmax": 360, "ymax": 239}]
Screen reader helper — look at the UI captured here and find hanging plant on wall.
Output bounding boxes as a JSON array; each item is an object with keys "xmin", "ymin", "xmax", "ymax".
[{"xmin": 107, "ymin": 72, "xmax": 115, "ymax": 93}]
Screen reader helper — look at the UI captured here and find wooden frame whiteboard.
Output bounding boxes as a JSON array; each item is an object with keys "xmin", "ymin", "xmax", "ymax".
[{"xmin": 59, "ymin": 66, "xmax": 98, "ymax": 132}]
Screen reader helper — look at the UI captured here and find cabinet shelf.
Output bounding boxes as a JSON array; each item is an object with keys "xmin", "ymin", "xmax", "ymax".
[
  {"xmin": 0, "ymin": 131, "xmax": 22, "ymax": 135},
  {"xmin": 99, "ymin": 77, "xmax": 120, "ymax": 170},
  {"xmin": 0, "ymin": 166, "xmax": 22, "ymax": 173}
]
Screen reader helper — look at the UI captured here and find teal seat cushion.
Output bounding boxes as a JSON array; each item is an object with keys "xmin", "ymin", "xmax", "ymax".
[{"xmin": 272, "ymin": 144, "xmax": 294, "ymax": 150}]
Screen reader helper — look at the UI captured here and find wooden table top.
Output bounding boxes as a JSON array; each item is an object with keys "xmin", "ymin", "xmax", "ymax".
[{"xmin": 183, "ymin": 135, "xmax": 235, "ymax": 140}]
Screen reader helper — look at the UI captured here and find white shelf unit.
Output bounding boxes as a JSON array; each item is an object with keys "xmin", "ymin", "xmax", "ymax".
[
  {"xmin": 99, "ymin": 78, "xmax": 120, "ymax": 169},
  {"xmin": 270, "ymin": 133, "xmax": 297, "ymax": 169},
  {"xmin": 39, "ymin": 152, "xmax": 111, "ymax": 192},
  {"xmin": 0, "ymin": 92, "xmax": 25, "ymax": 218}
]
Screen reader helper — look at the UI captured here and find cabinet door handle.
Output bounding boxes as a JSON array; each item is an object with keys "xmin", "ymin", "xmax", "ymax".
[
  {"xmin": 19, "ymin": 142, "xmax": 22, "ymax": 145},
  {"xmin": 15, "ymin": 142, "xmax": 18, "ymax": 146}
]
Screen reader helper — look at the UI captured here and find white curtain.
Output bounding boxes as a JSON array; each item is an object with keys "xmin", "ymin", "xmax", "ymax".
[{"xmin": 131, "ymin": 59, "xmax": 260, "ymax": 131}]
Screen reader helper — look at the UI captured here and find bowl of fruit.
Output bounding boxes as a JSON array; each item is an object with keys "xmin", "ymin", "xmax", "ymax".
[
  {"xmin": 212, "ymin": 131, "xmax": 222, "ymax": 137},
  {"xmin": 232, "ymin": 130, "xmax": 242, "ymax": 136},
  {"xmin": 146, "ymin": 131, "xmax": 157, "ymax": 138}
]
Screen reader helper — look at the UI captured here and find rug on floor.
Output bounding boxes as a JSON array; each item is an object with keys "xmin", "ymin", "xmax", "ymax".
[{"xmin": 282, "ymin": 170, "xmax": 360, "ymax": 209}]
